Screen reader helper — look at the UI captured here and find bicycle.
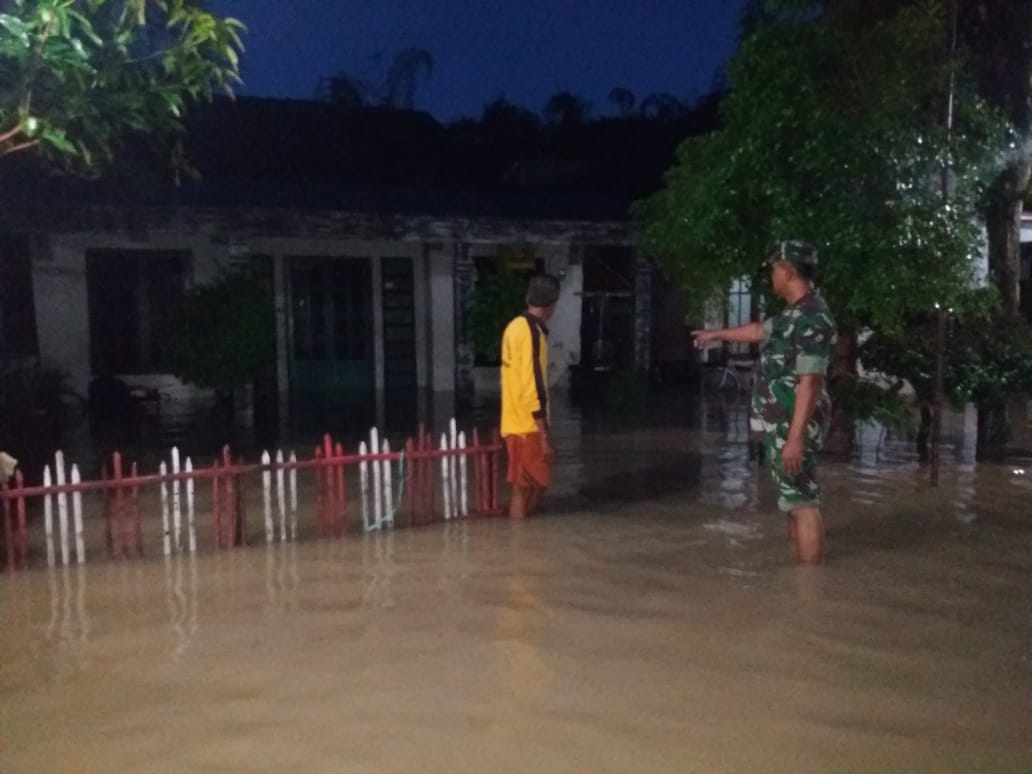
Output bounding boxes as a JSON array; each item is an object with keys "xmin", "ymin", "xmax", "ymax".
[{"xmin": 699, "ymin": 355, "xmax": 757, "ymax": 397}]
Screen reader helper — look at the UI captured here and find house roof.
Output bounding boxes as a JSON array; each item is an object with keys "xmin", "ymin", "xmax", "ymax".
[{"xmin": 1, "ymin": 94, "xmax": 719, "ymax": 232}]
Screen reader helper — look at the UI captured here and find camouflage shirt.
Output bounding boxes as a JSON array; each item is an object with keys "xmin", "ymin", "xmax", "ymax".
[{"xmin": 751, "ymin": 292, "xmax": 837, "ymax": 439}]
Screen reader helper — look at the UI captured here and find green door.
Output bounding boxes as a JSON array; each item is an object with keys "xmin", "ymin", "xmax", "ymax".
[{"xmin": 288, "ymin": 258, "xmax": 373, "ymax": 429}]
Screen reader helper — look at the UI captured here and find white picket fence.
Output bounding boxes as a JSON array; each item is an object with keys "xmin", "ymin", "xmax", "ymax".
[{"xmin": 27, "ymin": 418, "xmax": 481, "ymax": 567}]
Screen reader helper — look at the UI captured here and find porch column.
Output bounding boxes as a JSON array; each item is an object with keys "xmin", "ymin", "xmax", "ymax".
[
  {"xmin": 633, "ymin": 252, "xmax": 652, "ymax": 373},
  {"xmin": 453, "ymin": 241, "xmax": 475, "ymax": 407},
  {"xmin": 273, "ymin": 253, "xmax": 290, "ymax": 438},
  {"xmin": 372, "ymin": 256, "xmax": 386, "ymax": 427}
]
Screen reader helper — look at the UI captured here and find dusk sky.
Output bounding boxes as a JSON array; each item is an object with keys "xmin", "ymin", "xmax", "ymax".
[{"xmin": 207, "ymin": 0, "xmax": 748, "ymax": 121}]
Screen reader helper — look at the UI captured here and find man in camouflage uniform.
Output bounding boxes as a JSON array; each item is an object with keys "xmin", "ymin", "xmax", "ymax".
[{"xmin": 694, "ymin": 241, "xmax": 836, "ymax": 563}]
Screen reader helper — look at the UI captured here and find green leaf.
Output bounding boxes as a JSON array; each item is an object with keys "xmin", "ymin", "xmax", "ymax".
[
  {"xmin": 40, "ymin": 125, "xmax": 77, "ymax": 155},
  {"xmin": 0, "ymin": 13, "xmax": 31, "ymax": 45}
]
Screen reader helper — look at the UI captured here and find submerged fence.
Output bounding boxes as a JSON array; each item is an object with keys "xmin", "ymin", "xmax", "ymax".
[{"xmin": 1, "ymin": 419, "xmax": 503, "ymax": 571}]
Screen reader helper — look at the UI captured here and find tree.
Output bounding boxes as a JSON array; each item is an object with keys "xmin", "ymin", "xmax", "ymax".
[
  {"xmin": 0, "ymin": 0, "xmax": 244, "ymax": 174},
  {"xmin": 314, "ymin": 72, "xmax": 369, "ymax": 107},
  {"xmin": 861, "ymin": 290, "xmax": 1032, "ymax": 458},
  {"xmin": 542, "ymin": 91, "xmax": 590, "ymax": 127},
  {"xmin": 608, "ymin": 87, "xmax": 636, "ymax": 118},
  {"xmin": 639, "ymin": 93, "xmax": 686, "ymax": 121},
  {"xmin": 636, "ymin": 1, "xmax": 1007, "ymax": 449},
  {"xmin": 169, "ymin": 272, "xmax": 275, "ymax": 435},
  {"xmin": 317, "ymin": 47, "xmax": 434, "ymax": 110},
  {"xmin": 383, "ymin": 47, "xmax": 433, "ymax": 110},
  {"xmin": 782, "ymin": 0, "xmax": 1032, "ymax": 319}
]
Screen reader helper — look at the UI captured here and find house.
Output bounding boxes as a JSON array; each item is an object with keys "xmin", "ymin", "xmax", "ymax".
[{"xmin": 0, "ymin": 97, "xmax": 684, "ymax": 442}]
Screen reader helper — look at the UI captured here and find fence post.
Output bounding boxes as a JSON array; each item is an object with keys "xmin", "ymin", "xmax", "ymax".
[
  {"xmin": 334, "ymin": 442, "xmax": 346, "ymax": 535},
  {"xmin": 185, "ymin": 457, "xmax": 197, "ymax": 553},
  {"xmin": 314, "ymin": 445, "xmax": 326, "ymax": 536},
  {"xmin": 222, "ymin": 446, "xmax": 235, "ymax": 548},
  {"xmin": 458, "ymin": 431, "xmax": 468, "ymax": 518},
  {"xmin": 359, "ymin": 441, "xmax": 370, "ymax": 532},
  {"xmin": 423, "ymin": 428, "xmax": 434, "ymax": 522},
  {"xmin": 404, "ymin": 438, "xmax": 415, "ymax": 527},
  {"xmin": 160, "ymin": 461, "xmax": 171, "ymax": 555},
  {"xmin": 171, "ymin": 447, "xmax": 182, "ymax": 552},
  {"xmin": 55, "ymin": 451, "xmax": 70, "ymax": 566},
  {"xmin": 449, "ymin": 419, "xmax": 459, "ymax": 520},
  {"xmin": 275, "ymin": 450, "xmax": 287, "ymax": 542},
  {"xmin": 212, "ymin": 456, "xmax": 222, "ymax": 550},
  {"xmin": 71, "ymin": 464, "xmax": 85, "ymax": 564},
  {"xmin": 288, "ymin": 451, "xmax": 298, "ymax": 540},
  {"xmin": 262, "ymin": 451, "xmax": 273, "ymax": 543},
  {"xmin": 102, "ymin": 464, "xmax": 113, "ymax": 558},
  {"xmin": 2, "ymin": 482, "xmax": 13, "ymax": 571},
  {"xmin": 382, "ymin": 439, "xmax": 393, "ymax": 528},
  {"xmin": 236, "ymin": 454, "xmax": 248, "ymax": 546},
  {"xmin": 370, "ymin": 428, "xmax": 383, "ymax": 530},
  {"xmin": 440, "ymin": 432, "xmax": 452, "ymax": 520},
  {"xmin": 15, "ymin": 470, "xmax": 27, "ymax": 568},
  {"xmin": 416, "ymin": 423, "xmax": 426, "ymax": 525},
  {"xmin": 43, "ymin": 464, "xmax": 55, "ymax": 567},
  {"xmin": 490, "ymin": 430, "xmax": 501, "ymax": 512},
  {"xmin": 131, "ymin": 461, "xmax": 143, "ymax": 556},
  {"xmin": 112, "ymin": 452, "xmax": 126, "ymax": 557},
  {"xmin": 473, "ymin": 428, "xmax": 485, "ymax": 515}
]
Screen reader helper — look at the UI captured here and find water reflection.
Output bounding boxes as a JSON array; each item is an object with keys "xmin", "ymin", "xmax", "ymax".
[
  {"xmin": 264, "ymin": 542, "xmax": 300, "ymax": 612},
  {"xmin": 361, "ymin": 530, "xmax": 397, "ymax": 610},
  {"xmin": 164, "ymin": 555, "xmax": 199, "ymax": 662}
]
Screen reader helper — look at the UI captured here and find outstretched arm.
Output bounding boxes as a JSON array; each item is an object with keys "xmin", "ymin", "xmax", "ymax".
[{"xmin": 692, "ymin": 321, "xmax": 765, "ymax": 349}]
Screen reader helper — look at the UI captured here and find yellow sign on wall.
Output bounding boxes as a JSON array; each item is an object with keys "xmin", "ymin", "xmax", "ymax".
[{"xmin": 498, "ymin": 244, "xmax": 535, "ymax": 273}]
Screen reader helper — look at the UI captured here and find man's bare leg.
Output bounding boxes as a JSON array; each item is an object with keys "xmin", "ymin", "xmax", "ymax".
[
  {"xmin": 525, "ymin": 486, "xmax": 544, "ymax": 516},
  {"xmin": 790, "ymin": 507, "xmax": 824, "ymax": 564},
  {"xmin": 510, "ymin": 486, "xmax": 531, "ymax": 519}
]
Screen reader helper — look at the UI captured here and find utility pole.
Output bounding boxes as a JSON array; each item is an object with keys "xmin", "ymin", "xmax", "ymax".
[{"xmin": 931, "ymin": 0, "xmax": 960, "ymax": 487}]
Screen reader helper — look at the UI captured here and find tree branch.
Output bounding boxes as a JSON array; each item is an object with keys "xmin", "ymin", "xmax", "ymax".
[
  {"xmin": 0, "ymin": 139, "xmax": 40, "ymax": 157},
  {"xmin": 0, "ymin": 124, "xmax": 25, "ymax": 145}
]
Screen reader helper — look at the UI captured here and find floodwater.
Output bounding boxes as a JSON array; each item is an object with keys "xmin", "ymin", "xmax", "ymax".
[{"xmin": 2, "ymin": 401, "xmax": 1031, "ymax": 773}]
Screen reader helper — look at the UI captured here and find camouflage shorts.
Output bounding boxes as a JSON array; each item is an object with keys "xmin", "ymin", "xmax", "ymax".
[{"xmin": 763, "ymin": 422, "xmax": 822, "ymax": 513}]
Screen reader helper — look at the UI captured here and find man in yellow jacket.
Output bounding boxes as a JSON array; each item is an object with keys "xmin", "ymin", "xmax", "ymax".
[{"xmin": 500, "ymin": 274, "xmax": 561, "ymax": 519}]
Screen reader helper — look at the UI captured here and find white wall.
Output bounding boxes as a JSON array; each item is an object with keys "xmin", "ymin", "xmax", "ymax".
[
  {"xmin": 427, "ymin": 244, "xmax": 456, "ymax": 394},
  {"xmin": 542, "ymin": 249, "xmax": 582, "ymax": 388}
]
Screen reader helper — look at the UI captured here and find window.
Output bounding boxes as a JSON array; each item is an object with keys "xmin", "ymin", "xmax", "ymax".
[
  {"xmin": 87, "ymin": 250, "xmax": 189, "ymax": 373},
  {"xmin": 0, "ymin": 234, "xmax": 39, "ymax": 357},
  {"xmin": 727, "ymin": 277, "xmax": 752, "ymax": 356},
  {"xmin": 289, "ymin": 259, "xmax": 371, "ymax": 362}
]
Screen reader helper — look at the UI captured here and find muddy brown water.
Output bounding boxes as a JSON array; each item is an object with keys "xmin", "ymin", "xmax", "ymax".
[{"xmin": 1, "ymin": 409, "xmax": 1030, "ymax": 773}]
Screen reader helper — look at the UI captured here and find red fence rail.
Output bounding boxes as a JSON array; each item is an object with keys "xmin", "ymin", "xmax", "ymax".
[{"xmin": 0, "ymin": 419, "xmax": 503, "ymax": 571}]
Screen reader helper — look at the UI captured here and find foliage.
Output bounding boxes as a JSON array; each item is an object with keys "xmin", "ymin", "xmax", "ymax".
[
  {"xmin": 470, "ymin": 270, "xmax": 526, "ymax": 365},
  {"xmin": 635, "ymin": 0, "xmax": 1009, "ymax": 333},
  {"xmin": 168, "ymin": 273, "xmax": 274, "ymax": 392},
  {"xmin": 542, "ymin": 91, "xmax": 591, "ymax": 126},
  {"xmin": 831, "ymin": 376, "xmax": 914, "ymax": 437},
  {"xmin": 0, "ymin": 0, "xmax": 244, "ymax": 174},
  {"xmin": 317, "ymin": 47, "xmax": 433, "ymax": 110},
  {"xmin": 860, "ymin": 289, "xmax": 1032, "ymax": 409},
  {"xmin": 0, "ymin": 361, "xmax": 83, "ymax": 438}
]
